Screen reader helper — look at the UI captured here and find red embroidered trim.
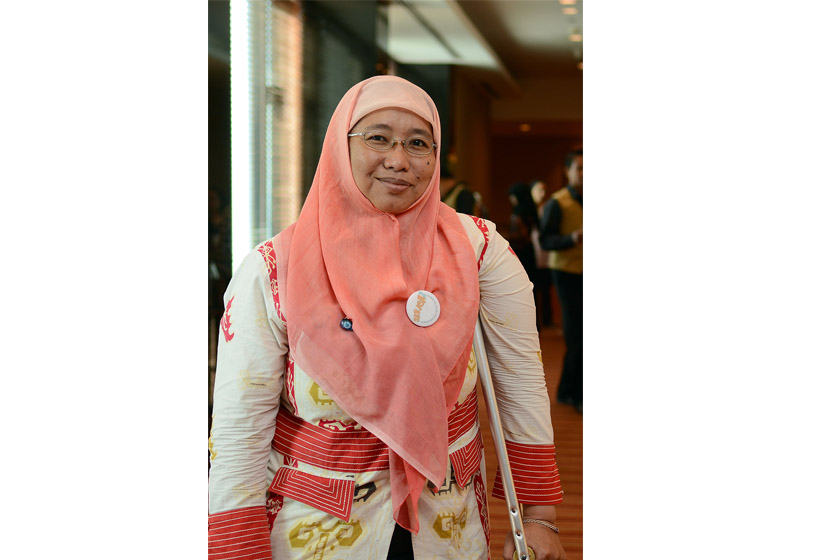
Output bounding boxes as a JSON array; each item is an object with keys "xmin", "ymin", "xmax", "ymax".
[
  {"xmin": 474, "ymin": 472, "xmax": 491, "ymax": 559},
  {"xmin": 470, "ymin": 216, "xmax": 491, "ymax": 271},
  {"xmin": 448, "ymin": 389, "xmax": 479, "ymax": 446},
  {"xmin": 450, "ymin": 431, "xmax": 483, "ymax": 488},
  {"xmin": 285, "ymin": 359, "xmax": 298, "ymax": 417},
  {"xmin": 317, "ymin": 418, "xmax": 360, "ymax": 431},
  {"xmin": 269, "ymin": 467, "xmax": 355, "ymax": 522},
  {"xmin": 272, "ymin": 406, "xmax": 390, "ymax": 473},
  {"xmin": 490, "ymin": 441, "xmax": 563, "ymax": 504},
  {"xmin": 265, "ymin": 492, "xmax": 284, "ymax": 531},
  {"xmin": 258, "ymin": 240, "xmax": 282, "ymax": 320},
  {"xmin": 221, "ymin": 296, "xmax": 235, "ymax": 342},
  {"xmin": 283, "ymin": 454, "xmax": 298, "ymax": 468},
  {"xmin": 208, "ymin": 506, "xmax": 272, "ymax": 559}
]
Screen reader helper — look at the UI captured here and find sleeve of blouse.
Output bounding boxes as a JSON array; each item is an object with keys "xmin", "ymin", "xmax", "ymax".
[
  {"xmin": 208, "ymin": 241, "xmax": 288, "ymax": 559},
  {"xmin": 472, "ymin": 218, "xmax": 564, "ymax": 505}
]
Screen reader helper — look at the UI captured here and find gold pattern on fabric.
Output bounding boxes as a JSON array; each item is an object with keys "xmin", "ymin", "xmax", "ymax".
[
  {"xmin": 208, "ymin": 422, "xmax": 217, "ymax": 461},
  {"xmin": 432, "ymin": 507, "xmax": 468, "ymax": 546},
  {"xmin": 352, "ymin": 481, "xmax": 377, "ymax": 503},
  {"xmin": 237, "ymin": 369, "xmax": 278, "ymax": 391},
  {"xmin": 254, "ymin": 308, "xmax": 269, "ymax": 329},
  {"xmin": 308, "ymin": 381, "xmax": 335, "ymax": 406},
  {"xmin": 288, "ymin": 519, "xmax": 363, "ymax": 559},
  {"xmin": 456, "ymin": 348, "xmax": 478, "ymax": 404},
  {"xmin": 232, "ymin": 481, "xmax": 265, "ymax": 499},
  {"xmin": 501, "ymin": 311, "xmax": 521, "ymax": 331},
  {"xmin": 241, "ymin": 433, "xmax": 263, "ymax": 449}
]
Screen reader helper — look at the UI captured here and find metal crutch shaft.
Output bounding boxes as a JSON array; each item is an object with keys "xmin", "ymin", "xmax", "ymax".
[{"xmin": 473, "ymin": 319, "xmax": 533, "ymax": 560}]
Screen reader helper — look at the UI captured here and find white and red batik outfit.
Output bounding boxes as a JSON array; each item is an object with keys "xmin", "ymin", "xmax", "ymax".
[
  {"xmin": 208, "ymin": 216, "xmax": 562, "ymax": 559},
  {"xmin": 208, "ymin": 76, "xmax": 562, "ymax": 560}
]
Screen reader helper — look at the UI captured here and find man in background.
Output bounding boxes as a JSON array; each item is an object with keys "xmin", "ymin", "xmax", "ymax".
[{"xmin": 539, "ymin": 149, "xmax": 583, "ymax": 412}]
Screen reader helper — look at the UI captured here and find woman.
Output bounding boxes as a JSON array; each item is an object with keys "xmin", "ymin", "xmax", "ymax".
[
  {"xmin": 507, "ymin": 181, "xmax": 540, "ymax": 286},
  {"xmin": 529, "ymin": 180, "xmax": 556, "ymax": 329},
  {"xmin": 208, "ymin": 75, "xmax": 565, "ymax": 560}
]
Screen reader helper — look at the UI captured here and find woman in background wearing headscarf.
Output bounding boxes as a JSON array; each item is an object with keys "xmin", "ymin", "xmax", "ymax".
[
  {"xmin": 208, "ymin": 75, "xmax": 565, "ymax": 560},
  {"xmin": 509, "ymin": 180, "xmax": 558, "ymax": 332},
  {"xmin": 507, "ymin": 181, "xmax": 540, "ymax": 286}
]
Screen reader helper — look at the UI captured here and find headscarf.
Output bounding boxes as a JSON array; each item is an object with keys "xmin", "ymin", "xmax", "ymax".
[{"xmin": 280, "ymin": 75, "xmax": 480, "ymax": 533}]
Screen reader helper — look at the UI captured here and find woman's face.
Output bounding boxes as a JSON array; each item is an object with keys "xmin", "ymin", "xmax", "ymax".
[
  {"xmin": 349, "ymin": 108, "xmax": 436, "ymax": 214},
  {"xmin": 531, "ymin": 181, "xmax": 546, "ymax": 205}
]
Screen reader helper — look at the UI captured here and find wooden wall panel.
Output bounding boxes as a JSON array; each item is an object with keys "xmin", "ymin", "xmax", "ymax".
[{"xmin": 450, "ymin": 70, "xmax": 493, "ymax": 209}]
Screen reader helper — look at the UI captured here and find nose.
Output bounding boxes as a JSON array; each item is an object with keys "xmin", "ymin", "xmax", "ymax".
[{"xmin": 383, "ymin": 143, "xmax": 410, "ymax": 171}]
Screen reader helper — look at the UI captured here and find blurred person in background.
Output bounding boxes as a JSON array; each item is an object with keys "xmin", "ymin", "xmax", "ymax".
[
  {"xmin": 528, "ymin": 180, "xmax": 555, "ymax": 330},
  {"xmin": 441, "ymin": 169, "xmax": 486, "ymax": 218},
  {"xmin": 507, "ymin": 181, "xmax": 539, "ymax": 296},
  {"xmin": 539, "ymin": 150, "xmax": 582, "ymax": 412},
  {"xmin": 441, "ymin": 175, "xmax": 477, "ymax": 215}
]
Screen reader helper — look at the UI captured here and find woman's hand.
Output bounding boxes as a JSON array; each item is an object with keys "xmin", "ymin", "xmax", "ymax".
[
  {"xmin": 502, "ymin": 523, "xmax": 565, "ymax": 560},
  {"xmin": 503, "ymin": 504, "xmax": 566, "ymax": 560}
]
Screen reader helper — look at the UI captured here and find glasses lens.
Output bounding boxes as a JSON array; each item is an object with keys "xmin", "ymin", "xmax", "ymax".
[
  {"xmin": 404, "ymin": 137, "xmax": 434, "ymax": 156},
  {"xmin": 363, "ymin": 132, "xmax": 393, "ymax": 151}
]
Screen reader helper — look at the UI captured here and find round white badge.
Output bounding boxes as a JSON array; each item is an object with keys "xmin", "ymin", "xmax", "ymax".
[{"xmin": 405, "ymin": 290, "xmax": 441, "ymax": 327}]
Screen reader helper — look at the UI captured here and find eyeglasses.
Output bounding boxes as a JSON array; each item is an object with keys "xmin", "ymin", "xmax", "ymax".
[{"xmin": 347, "ymin": 131, "xmax": 437, "ymax": 156}]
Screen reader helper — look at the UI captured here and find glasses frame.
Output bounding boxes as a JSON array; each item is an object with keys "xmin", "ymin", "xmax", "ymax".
[{"xmin": 347, "ymin": 131, "xmax": 437, "ymax": 156}]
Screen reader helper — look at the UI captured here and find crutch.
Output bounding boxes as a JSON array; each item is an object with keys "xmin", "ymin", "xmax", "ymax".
[{"xmin": 473, "ymin": 318, "xmax": 535, "ymax": 560}]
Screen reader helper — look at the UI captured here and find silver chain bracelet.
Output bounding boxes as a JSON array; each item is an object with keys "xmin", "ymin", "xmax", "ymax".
[{"xmin": 522, "ymin": 518, "xmax": 559, "ymax": 534}]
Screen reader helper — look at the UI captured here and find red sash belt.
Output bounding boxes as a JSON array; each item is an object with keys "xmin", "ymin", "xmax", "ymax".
[
  {"xmin": 448, "ymin": 389, "xmax": 479, "ymax": 446},
  {"xmin": 272, "ymin": 406, "xmax": 390, "ymax": 473},
  {"xmin": 272, "ymin": 388, "xmax": 479, "ymax": 473},
  {"xmin": 269, "ymin": 391, "xmax": 484, "ymax": 519}
]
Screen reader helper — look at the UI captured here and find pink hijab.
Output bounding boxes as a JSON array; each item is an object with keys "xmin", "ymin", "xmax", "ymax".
[{"xmin": 280, "ymin": 75, "xmax": 480, "ymax": 532}]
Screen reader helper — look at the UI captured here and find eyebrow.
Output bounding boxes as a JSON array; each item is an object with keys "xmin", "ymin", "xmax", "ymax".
[{"xmin": 364, "ymin": 123, "xmax": 432, "ymax": 138}]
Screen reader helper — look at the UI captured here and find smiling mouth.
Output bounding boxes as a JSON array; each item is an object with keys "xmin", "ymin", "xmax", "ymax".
[{"xmin": 378, "ymin": 178, "xmax": 412, "ymax": 192}]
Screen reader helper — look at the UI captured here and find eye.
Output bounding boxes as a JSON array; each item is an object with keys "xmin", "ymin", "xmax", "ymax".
[
  {"xmin": 365, "ymin": 132, "xmax": 392, "ymax": 146},
  {"xmin": 407, "ymin": 137, "xmax": 431, "ymax": 149}
]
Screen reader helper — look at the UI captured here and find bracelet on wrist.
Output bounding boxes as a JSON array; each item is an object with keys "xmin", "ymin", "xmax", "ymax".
[{"xmin": 522, "ymin": 518, "xmax": 559, "ymax": 534}]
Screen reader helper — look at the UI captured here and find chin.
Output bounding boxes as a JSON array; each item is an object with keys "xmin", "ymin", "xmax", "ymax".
[
  {"xmin": 374, "ymin": 195, "xmax": 416, "ymax": 214},
  {"xmin": 377, "ymin": 203, "xmax": 410, "ymax": 214}
]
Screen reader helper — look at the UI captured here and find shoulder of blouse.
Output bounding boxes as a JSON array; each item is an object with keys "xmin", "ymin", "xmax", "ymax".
[{"xmin": 455, "ymin": 213, "xmax": 498, "ymax": 261}]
